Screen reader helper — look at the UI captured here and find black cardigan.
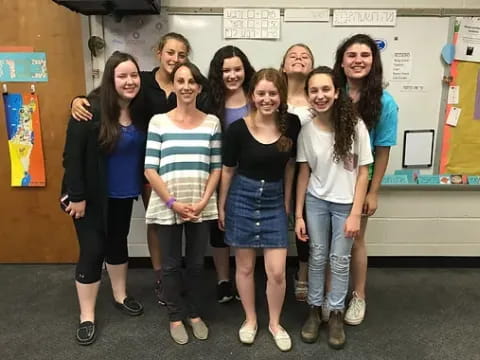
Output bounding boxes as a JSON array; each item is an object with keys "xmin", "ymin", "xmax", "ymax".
[{"xmin": 61, "ymin": 102, "xmax": 108, "ymax": 227}]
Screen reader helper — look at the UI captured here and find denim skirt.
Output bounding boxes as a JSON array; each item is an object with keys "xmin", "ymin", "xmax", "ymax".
[{"xmin": 224, "ymin": 174, "xmax": 288, "ymax": 248}]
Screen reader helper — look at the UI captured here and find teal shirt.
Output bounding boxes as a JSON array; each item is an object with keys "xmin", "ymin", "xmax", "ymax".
[
  {"xmin": 369, "ymin": 90, "xmax": 398, "ymax": 148},
  {"xmin": 369, "ymin": 90, "xmax": 399, "ymax": 179}
]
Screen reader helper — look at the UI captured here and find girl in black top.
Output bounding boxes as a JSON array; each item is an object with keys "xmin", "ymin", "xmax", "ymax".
[{"xmin": 218, "ymin": 68, "xmax": 300, "ymax": 352}]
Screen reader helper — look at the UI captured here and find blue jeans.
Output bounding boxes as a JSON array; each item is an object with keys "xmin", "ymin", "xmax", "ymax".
[{"xmin": 305, "ymin": 193, "xmax": 354, "ymax": 310}]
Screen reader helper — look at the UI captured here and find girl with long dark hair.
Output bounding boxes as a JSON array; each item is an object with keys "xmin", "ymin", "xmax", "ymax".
[
  {"xmin": 206, "ymin": 45, "xmax": 255, "ymax": 303},
  {"xmin": 70, "ymin": 32, "xmax": 205, "ymax": 306},
  {"xmin": 62, "ymin": 51, "xmax": 145, "ymax": 345},
  {"xmin": 333, "ymin": 34, "xmax": 398, "ymax": 326},
  {"xmin": 295, "ymin": 66, "xmax": 372, "ymax": 349}
]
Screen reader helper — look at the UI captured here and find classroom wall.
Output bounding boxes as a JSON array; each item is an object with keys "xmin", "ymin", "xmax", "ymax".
[
  {"xmin": 120, "ymin": 3, "xmax": 480, "ymax": 258},
  {"xmin": 82, "ymin": 1, "xmax": 480, "ymax": 259},
  {"xmin": 162, "ymin": 0, "xmax": 480, "ymax": 9}
]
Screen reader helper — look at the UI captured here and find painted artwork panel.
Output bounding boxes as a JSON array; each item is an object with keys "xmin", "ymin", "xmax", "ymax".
[{"xmin": 3, "ymin": 93, "xmax": 46, "ymax": 186}]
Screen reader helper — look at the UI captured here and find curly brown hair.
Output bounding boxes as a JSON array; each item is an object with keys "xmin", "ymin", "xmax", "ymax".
[
  {"xmin": 305, "ymin": 66, "xmax": 358, "ymax": 162},
  {"xmin": 333, "ymin": 34, "xmax": 383, "ymax": 131},
  {"xmin": 248, "ymin": 68, "xmax": 292, "ymax": 152}
]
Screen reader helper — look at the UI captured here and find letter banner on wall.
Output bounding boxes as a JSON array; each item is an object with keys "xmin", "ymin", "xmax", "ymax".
[{"xmin": 3, "ymin": 93, "xmax": 46, "ymax": 186}]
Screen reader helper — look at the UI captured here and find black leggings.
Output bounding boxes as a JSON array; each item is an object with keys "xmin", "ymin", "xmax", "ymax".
[{"xmin": 73, "ymin": 198, "xmax": 134, "ymax": 284}]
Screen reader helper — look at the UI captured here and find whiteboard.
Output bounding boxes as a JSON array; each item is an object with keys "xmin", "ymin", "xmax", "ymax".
[{"xmin": 103, "ymin": 14, "xmax": 450, "ymax": 174}]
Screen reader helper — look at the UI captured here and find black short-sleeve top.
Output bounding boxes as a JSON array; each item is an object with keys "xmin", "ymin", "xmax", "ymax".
[{"xmin": 222, "ymin": 114, "xmax": 301, "ymax": 181}]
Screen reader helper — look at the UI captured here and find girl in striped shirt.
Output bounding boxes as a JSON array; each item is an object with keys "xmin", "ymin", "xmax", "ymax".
[{"xmin": 144, "ymin": 62, "xmax": 222, "ymax": 345}]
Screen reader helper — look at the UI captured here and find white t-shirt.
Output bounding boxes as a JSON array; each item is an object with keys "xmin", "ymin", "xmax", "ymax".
[
  {"xmin": 288, "ymin": 104, "xmax": 315, "ymax": 126},
  {"xmin": 297, "ymin": 119, "xmax": 373, "ymax": 204}
]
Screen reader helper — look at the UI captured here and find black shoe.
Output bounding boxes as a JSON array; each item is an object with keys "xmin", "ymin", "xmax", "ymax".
[
  {"xmin": 76, "ymin": 321, "xmax": 96, "ymax": 345},
  {"xmin": 114, "ymin": 296, "xmax": 144, "ymax": 316},
  {"xmin": 154, "ymin": 280, "xmax": 167, "ymax": 306},
  {"xmin": 217, "ymin": 280, "xmax": 234, "ymax": 304}
]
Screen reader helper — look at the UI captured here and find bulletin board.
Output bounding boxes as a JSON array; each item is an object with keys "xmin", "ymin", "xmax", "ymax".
[{"xmin": 440, "ymin": 18, "xmax": 480, "ymax": 175}]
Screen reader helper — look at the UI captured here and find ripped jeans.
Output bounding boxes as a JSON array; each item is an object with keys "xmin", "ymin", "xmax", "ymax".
[{"xmin": 305, "ymin": 193, "xmax": 354, "ymax": 310}]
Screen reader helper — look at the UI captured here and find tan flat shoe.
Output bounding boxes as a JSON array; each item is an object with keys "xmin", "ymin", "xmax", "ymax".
[
  {"xmin": 239, "ymin": 321, "xmax": 257, "ymax": 344},
  {"xmin": 269, "ymin": 325, "xmax": 292, "ymax": 352}
]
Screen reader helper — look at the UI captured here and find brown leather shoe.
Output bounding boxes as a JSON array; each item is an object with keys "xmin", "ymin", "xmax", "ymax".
[
  {"xmin": 328, "ymin": 310, "xmax": 346, "ymax": 349},
  {"xmin": 301, "ymin": 306, "xmax": 321, "ymax": 343}
]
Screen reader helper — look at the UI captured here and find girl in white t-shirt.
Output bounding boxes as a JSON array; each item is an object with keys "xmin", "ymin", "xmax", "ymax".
[{"xmin": 294, "ymin": 66, "xmax": 372, "ymax": 350}]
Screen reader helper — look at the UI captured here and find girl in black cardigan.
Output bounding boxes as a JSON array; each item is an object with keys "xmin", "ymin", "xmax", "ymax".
[{"xmin": 62, "ymin": 51, "xmax": 145, "ymax": 345}]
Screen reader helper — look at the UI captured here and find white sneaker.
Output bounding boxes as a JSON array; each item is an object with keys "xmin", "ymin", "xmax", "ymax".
[{"xmin": 344, "ymin": 291, "xmax": 366, "ymax": 325}]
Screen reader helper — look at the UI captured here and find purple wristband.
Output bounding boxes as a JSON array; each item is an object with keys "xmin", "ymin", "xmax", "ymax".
[{"xmin": 166, "ymin": 197, "xmax": 176, "ymax": 209}]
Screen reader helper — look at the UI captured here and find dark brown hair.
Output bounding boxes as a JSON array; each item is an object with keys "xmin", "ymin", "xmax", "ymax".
[
  {"xmin": 248, "ymin": 68, "xmax": 292, "ymax": 152},
  {"xmin": 171, "ymin": 62, "xmax": 208, "ymax": 89},
  {"xmin": 333, "ymin": 34, "xmax": 382, "ymax": 131},
  {"xmin": 305, "ymin": 66, "xmax": 358, "ymax": 162},
  {"xmin": 99, "ymin": 51, "xmax": 141, "ymax": 152},
  {"xmin": 207, "ymin": 46, "xmax": 255, "ymax": 128}
]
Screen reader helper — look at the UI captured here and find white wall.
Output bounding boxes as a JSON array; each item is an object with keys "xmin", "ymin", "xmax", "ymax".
[{"xmin": 79, "ymin": 2, "xmax": 480, "ymax": 257}]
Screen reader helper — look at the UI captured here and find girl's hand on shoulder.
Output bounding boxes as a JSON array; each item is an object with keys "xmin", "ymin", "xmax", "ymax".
[
  {"xmin": 295, "ymin": 217, "xmax": 309, "ymax": 242},
  {"xmin": 344, "ymin": 214, "xmax": 361, "ymax": 239},
  {"xmin": 66, "ymin": 200, "xmax": 86, "ymax": 219},
  {"xmin": 72, "ymin": 97, "xmax": 93, "ymax": 121},
  {"xmin": 363, "ymin": 192, "xmax": 378, "ymax": 216}
]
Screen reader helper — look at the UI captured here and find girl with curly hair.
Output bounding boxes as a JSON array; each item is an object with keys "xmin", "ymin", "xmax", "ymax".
[
  {"xmin": 295, "ymin": 66, "xmax": 372, "ymax": 349},
  {"xmin": 206, "ymin": 46, "xmax": 255, "ymax": 304},
  {"xmin": 218, "ymin": 68, "xmax": 301, "ymax": 352},
  {"xmin": 333, "ymin": 34, "xmax": 398, "ymax": 326}
]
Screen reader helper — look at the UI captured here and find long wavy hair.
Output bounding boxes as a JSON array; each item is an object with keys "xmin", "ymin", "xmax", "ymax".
[
  {"xmin": 305, "ymin": 66, "xmax": 358, "ymax": 162},
  {"xmin": 333, "ymin": 34, "xmax": 382, "ymax": 131},
  {"xmin": 249, "ymin": 68, "xmax": 292, "ymax": 152},
  {"xmin": 280, "ymin": 43, "xmax": 314, "ymax": 85},
  {"xmin": 207, "ymin": 46, "xmax": 255, "ymax": 128},
  {"xmin": 99, "ymin": 51, "xmax": 141, "ymax": 152}
]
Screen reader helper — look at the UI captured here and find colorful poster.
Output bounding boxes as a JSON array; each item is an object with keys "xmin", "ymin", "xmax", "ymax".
[
  {"xmin": 3, "ymin": 93, "xmax": 46, "ymax": 186},
  {"xmin": 0, "ymin": 52, "xmax": 48, "ymax": 82}
]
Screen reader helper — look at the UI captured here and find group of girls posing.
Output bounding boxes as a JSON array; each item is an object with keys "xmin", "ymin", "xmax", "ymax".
[{"xmin": 62, "ymin": 32, "xmax": 398, "ymax": 350}]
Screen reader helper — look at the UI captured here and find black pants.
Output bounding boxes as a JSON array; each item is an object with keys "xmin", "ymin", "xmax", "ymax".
[
  {"xmin": 74, "ymin": 198, "xmax": 133, "ymax": 284},
  {"xmin": 158, "ymin": 222, "xmax": 209, "ymax": 322}
]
